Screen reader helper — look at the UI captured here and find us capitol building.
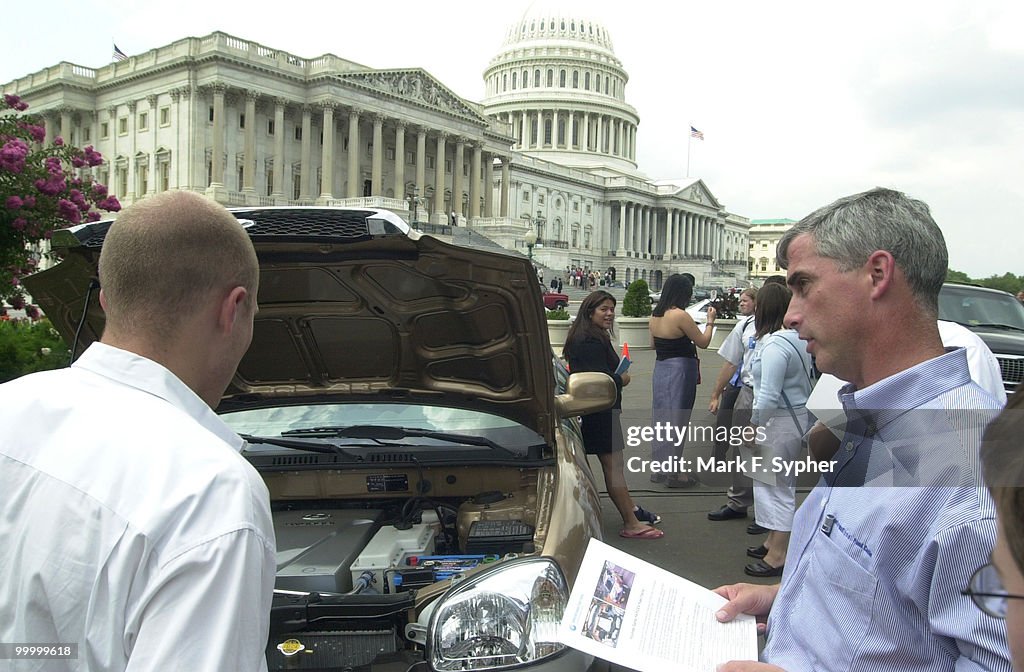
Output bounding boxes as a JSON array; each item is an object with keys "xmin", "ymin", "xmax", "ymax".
[{"xmin": 3, "ymin": 9, "xmax": 750, "ymax": 287}]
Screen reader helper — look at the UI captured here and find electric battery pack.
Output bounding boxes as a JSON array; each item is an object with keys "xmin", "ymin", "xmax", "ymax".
[{"xmin": 465, "ymin": 519, "xmax": 535, "ymax": 555}]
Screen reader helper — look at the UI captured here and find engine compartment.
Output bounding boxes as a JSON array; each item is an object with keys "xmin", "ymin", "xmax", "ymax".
[{"xmin": 265, "ymin": 469, "xmax": 548, "ymax": 671}]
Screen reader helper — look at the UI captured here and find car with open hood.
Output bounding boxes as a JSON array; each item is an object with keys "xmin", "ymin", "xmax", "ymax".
[{"xmin": 25, "ymin": 206, "xmax": 617, "ymax": 672}]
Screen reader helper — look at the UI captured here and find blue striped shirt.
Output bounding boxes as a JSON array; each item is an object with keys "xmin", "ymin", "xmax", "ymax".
[{"xmin": 762, "ymin": 347, "xmax": 1010, "ymax": 672}]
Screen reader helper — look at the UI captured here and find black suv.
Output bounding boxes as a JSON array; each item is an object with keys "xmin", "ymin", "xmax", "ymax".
[{"xmin": 939, "ymin": 283, "xmax": 1024, "ymax": 396}]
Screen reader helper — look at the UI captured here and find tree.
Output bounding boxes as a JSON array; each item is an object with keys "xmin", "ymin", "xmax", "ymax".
[
  {"xmin": 1, "ymin": 94, "xmax": 120, "ymax": 305},
  {"xmin": 622, "ymin": 278, "xmax": 651, "ymax": 317}
]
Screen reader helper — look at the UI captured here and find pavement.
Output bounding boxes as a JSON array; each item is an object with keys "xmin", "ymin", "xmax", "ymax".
[{"xmin": 577, "ymin": 338, "xmax": 816, "ymax": 592}]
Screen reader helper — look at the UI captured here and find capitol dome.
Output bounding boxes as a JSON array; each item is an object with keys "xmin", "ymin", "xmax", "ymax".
[{"xmin": 481, "ymin": 3, "xmax": 640, "ymax": 172}]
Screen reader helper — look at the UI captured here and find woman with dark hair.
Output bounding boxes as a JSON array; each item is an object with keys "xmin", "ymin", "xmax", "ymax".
[
  {"xmin": 743, "ymin": 282, "xmax": 814, "ymax": 577},
  {"xmin": 648, "ymin": 274, "xmax": 717, "ymax": 487},
  {"xmin": 564, "ymin": 290, "xmax": 664, "ymax": 539}
]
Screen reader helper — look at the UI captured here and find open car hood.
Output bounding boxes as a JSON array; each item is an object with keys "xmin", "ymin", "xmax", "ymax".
[{"xmin": 24, "ymin": 207, "xmax": 559, "ymax": 443}]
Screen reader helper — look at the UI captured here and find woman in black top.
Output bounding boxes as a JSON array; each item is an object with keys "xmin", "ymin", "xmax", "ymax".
[
  {"xmin": 563, "ymin": 290, "xmax": 664, "ymax": 539},
  {"xmin": 649, "ymin": 274, "xmax": 717, "ymax": 487}
]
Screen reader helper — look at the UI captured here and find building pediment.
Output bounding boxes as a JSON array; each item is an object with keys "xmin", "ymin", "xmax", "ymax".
[
  {"xmin": 336, "ymin": 69, "xmax": 490, "ymax": 124},
  {"xmin": 682, "ymin": 180, "xmax": 721, "ymax": 209}
]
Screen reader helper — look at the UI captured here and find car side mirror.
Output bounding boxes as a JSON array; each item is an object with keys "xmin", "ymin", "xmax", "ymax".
[{"xmin": 555, "ymin": 372, "xmax": 617, "ymax": 419}]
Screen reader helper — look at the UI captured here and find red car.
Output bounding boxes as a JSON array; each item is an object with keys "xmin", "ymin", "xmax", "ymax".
[{"xmin": 542, "ymin": 288, "xmax": 569, "ymax": 310}]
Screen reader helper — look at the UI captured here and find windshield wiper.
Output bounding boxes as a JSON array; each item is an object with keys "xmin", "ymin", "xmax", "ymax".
[
  {"xmin": 239, "ymin": 434, "xmax": 362, "ymax": 460},
  {"xmin": 970, "ymin": 322, "xmax": 1024, "ymax": 332},
  {"xmin": 280, "ymin": 425, "xmax": 516, "ymax": 457}
]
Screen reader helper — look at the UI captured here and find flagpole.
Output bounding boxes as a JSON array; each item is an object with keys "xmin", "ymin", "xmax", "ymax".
[{"xmin": 686, "ymin": 130, "xmax": 692, "ymax": 178}]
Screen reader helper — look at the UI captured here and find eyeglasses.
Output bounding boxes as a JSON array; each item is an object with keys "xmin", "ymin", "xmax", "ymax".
[{"xmin": 962, "ymin": 563, "xmax": 1024, "ymax": 619}]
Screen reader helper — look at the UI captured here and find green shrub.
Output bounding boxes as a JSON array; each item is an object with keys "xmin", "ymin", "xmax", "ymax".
[
  {"xmin": 0, "ymin": 319, "xmax": 70, "ymax": 382},
  {"xmin": 622, "ymin": 279, "xmax": 652, "ymax": 317},
  {"xmin": 545, "ymin": 308, "xmax": 571, "ymax": 321}
]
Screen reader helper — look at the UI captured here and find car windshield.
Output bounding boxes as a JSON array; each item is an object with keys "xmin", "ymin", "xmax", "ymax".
[
  {"xmin": 221, "ymin": 403, "xmax": 542, "ymax": 454},
  {"xmin": 939, "ymin": 287, "xmax": 1024, "ymax": 330}
]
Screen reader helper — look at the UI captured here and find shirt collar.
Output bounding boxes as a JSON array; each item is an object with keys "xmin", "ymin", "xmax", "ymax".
[
  {"xmin": 73, "ymin": 342, "xmax": 245, "ymax": 452},
  {"xmin": 838, "ymin": 346, "xmax": 972, "ymax": 431}
]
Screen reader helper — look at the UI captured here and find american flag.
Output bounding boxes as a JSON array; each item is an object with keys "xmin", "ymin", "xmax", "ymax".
[
  {"xmin": 113, "ymin": 44, "xmax": 128, "ymax": 62},
  {"xmin": 690, "ymin": 126, "xmax": 704, "ymax": 141}
]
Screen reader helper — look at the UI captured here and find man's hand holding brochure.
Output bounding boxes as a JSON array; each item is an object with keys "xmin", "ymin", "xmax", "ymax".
[{"xmin": 558, "ymin": 539, "xmax": 758, "ymax": 671}]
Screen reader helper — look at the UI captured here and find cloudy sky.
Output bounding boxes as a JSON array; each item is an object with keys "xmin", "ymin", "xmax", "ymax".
[{"xmin": 4, "ymin": 0, "xmax": 1021, "ymax": 276}]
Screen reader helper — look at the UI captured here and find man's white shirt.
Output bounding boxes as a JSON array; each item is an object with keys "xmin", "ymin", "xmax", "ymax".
[{"xmin": 0, "ymin": 343, "xmax": 275, "ymax": 671}]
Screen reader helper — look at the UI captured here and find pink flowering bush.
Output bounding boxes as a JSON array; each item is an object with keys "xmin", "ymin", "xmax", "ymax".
[{"xmin": 1, "ymin": 93, "xmax": 120, "ymax": 304}]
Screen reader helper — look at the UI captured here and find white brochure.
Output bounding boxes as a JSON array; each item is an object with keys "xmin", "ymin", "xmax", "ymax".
[{"xmin": 558, "ymin": 538, "xmax": 758, "ymax": 671}]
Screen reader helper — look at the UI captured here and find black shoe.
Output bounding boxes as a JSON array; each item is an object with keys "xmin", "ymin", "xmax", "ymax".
[
  {"xmin": 707, "ymin": 505, "xmax": 748, "ymax": 521},
  {"xmin": 746, "ymin": 544, "xmax": 768, "ymax": 559},
  {"xmin": 747, "ymin": 522, "xmax": 769, "ymax": 535},
  {"xmin": 744, "ymin": 559, "xmax": 784, "ymax": 577},
  {"xmin": 649, "ymin": 473, "xmax": 667, "ymax": 484},
  {"xmin": 666, "ymin": 476, "xmax": 700, "ymax": 489}
]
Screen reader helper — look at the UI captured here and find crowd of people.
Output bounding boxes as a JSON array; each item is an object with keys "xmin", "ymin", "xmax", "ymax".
[
  {"xmin": 568, "ymin": 187, "xmax": 1020, "ymax": 672},
  {"xmin": 2, "ymin": 186, "xmax": 1022, "ymax": 671}
]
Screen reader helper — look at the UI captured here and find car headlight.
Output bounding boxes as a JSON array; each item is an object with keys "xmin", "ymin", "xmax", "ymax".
[{"xmin": 428, "ymin": 557, "xmax": 568, "ymax": 670}]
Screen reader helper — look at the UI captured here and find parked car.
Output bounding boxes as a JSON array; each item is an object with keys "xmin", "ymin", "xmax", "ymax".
[
  {"xmin": 26, "ymin": 207, "xmax": 618, "ymax": 672},
  {"xmin": 938, "ymin": 283, "xmax": 1024, "ymax": 396},
  {"xmin": 542, "ymin": 287, "xmax": 569, "ymax": 311}
]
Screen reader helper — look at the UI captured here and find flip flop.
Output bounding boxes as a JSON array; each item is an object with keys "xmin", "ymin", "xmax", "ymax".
[{"xmin": 619, "ymin": 526, "xmax": 665, "ymax": 540}]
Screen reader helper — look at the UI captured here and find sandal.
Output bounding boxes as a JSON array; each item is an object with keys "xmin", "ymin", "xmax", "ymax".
[{"xmin": 619, "ymin": 526, "xmax": 665, "ymax": 540}]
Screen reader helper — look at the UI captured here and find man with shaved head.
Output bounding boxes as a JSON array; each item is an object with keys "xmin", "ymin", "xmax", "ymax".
[{"xmin": 0, "ymin": 191, "xmax": 275, "ymax": 671}]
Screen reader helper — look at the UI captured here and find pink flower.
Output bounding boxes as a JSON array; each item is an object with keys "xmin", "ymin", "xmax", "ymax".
[
  {"xmin": 97, "ymin": 196, "xmax": 121, "ymax": 212},
  {"xmin": 44, "ymin": 156, "xmax": 63, "ymax": 177},
  {"xmin": 85, "ymin": 211, "xmax": 101, "ymax": 222},
  {"xmin": 83, "ymin": 146, "xmax": 104, "ymax": 167},
  {"xmin": 57, "ymin": 198, "xmax": 81, "ymax": 224},
  {"xmin": 53, "ymin": 136, "xmax": 64, "ymax": 146},
  {"xmin": 33, "ymin": 175, "xmax": 65, "ymax": 196},
  {"xmin": 6, "ymin": 195, "xmax": 23, "ymax": 209},
  {"xmin": 17, "ymin": 122, "xmax": 45, "ymax": 144},
  {"xmin": 91, "ymin": 183, "xmax": 107, "ymax": 198},
  {"xmin": 71, "ymin": 155, "xmax": 87, "ymax": 168},
  {"xmin": 11, "ymin": 218, "xmax": 27, "ymax": 231},
  {"xmin": 0, "ymin": 138, "xmax": 29, "ymax": 173},
  {"xmin": 22, "ymin": 195, "xmax": 36, "ymax": 208},
  {"xmin": 3, "ymin": 94, "xmax": 29, "ymax": 112}
]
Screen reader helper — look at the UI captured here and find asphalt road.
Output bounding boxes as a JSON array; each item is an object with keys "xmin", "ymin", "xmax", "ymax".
[{"xmin": 579, "ymin": 340, "xmax": 815, "ymax": 590}]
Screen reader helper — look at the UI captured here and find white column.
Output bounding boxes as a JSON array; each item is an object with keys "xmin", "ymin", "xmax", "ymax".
[
  {"xmin": 271, "ymin": 99, "xmax": 285, "ymax": 198},
  {"xmin": 415, "ymin": 126, "xmax": 426, "ymax": 199},
  {"xmin": 500, "ymin": 156, "xmax": 510, "ymax": 217},
  {"xmin": 552, "ymin": 110, "xmax": 560, "ymax": 148},
  {"xmin": 665, "ymin": 209, "xmax": 674, "ymax": 260},
  {"xmin": 371, "ymin": 113, "xmax": 384, "ymax": 196},
  {"xmin": 299, "ymin": 105, "xmax": 312, "ymax": 200},
  {"xmin": 583, "ymin": 113, "xmax": 591, "ymax": 151},
  {"xmin": 453, "ymin": 138, "xmax": 465, "ymax": 217},
  {"xmin": 470, "ymin": 143, "xmax": 482, "ymax": 219},
  {"xmin": 483, "ymin": 151, "xmax": 494, "ymax": 217},
  {"xmin": 346, "ymin": 108, "xmax": 360, "ymax": 198},
  {"xmin": 434, "ymin": 132, "xmax": 447, "ymax": 218},
  {"xmin": 618, "ymin": 201, "xmax": 626, "ymax": 252},
  {"xmin": 568, "ymin": 112, "xmax": 576, "ymax": 149},
  {"xmin": 242, "ymin": 93, "xmax": 257, "ymax": 194},
  {"xmin": 210, "ymin": 87, "xmax": 225, "ymax": 187},
  {"xmin": 393, "ymin": 120, "xmax": 406, "ymax": 198},
  {"xmin": 319, "ymin": 103, "xmax": 335, "ymax": 201}
]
